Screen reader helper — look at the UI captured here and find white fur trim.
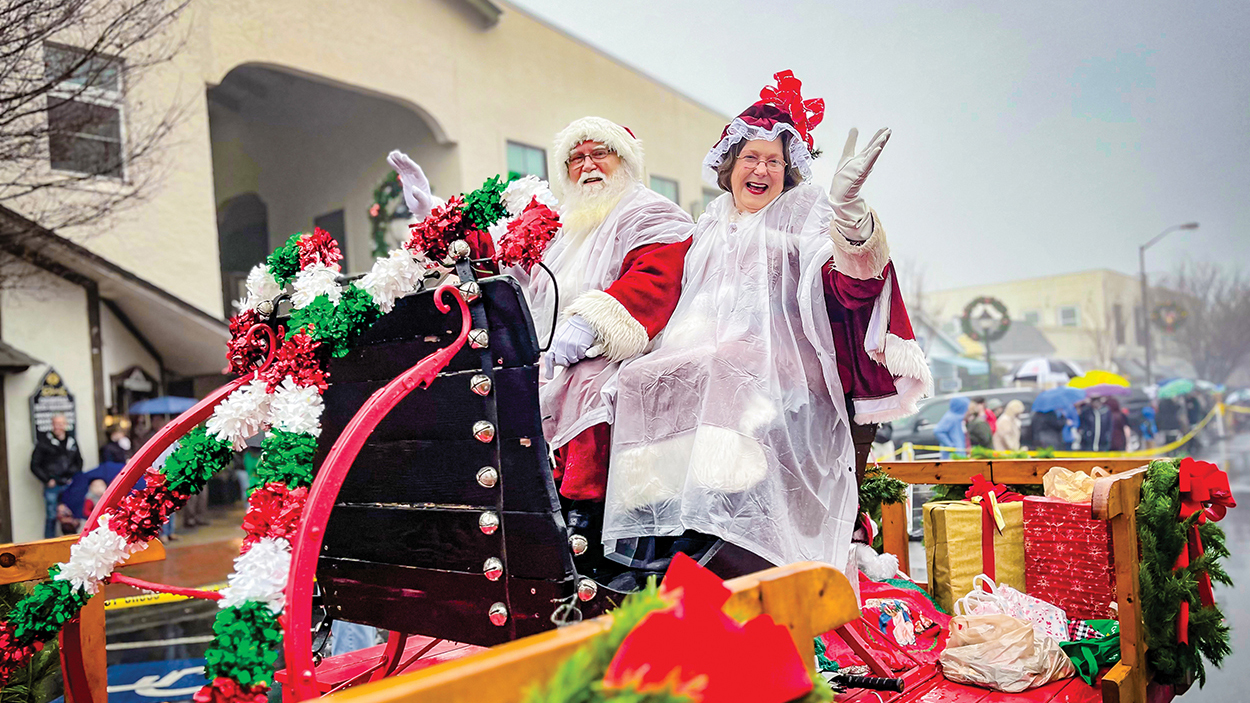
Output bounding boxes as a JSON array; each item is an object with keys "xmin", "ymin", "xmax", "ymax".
[
  {"xmin": 551, "ymin": 117, "xmax": 645, "ymax": 198},
  {"xmin": 689, "ymin": 426, "xmax": 768, "ymax": 494},
  {"xmin": 831, "ymin": 211, "xmax": 891, "ymax": 280},
  {"xmin": 854, "ymin": 333, "xmax": 933, "ymax": 424},
  {"xmin": 564, "ymin": 290, "xmax": 649, "ymax": 362},
  {"xmin": 854, "ymin": 542, "xmax": 900, "ymax": 582}
]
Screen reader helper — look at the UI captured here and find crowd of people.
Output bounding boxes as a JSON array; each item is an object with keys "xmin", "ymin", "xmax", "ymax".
[{"xmin": 31, "ymin": 413, "xmax": 256, "ymax": 540}]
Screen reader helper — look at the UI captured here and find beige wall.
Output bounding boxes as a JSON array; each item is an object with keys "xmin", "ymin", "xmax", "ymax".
[
  {"xmin": 2, "ymin": 263, "xmax": 99, "ymax": 543},
  {"xmin": 100, "ymin": 305, "xmax": 162, "ymax": 409},
  {"xmin": 925, "ymin": 269, "xmax": 1145, "ymax": 366}
]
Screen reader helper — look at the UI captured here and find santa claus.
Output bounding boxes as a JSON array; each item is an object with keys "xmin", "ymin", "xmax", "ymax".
[
  {"xmin": 604, "ymin": 71, "xmax": 932, "ymax": 576},
  {"xmin": 389, "ymin": 118, "xmax": 694, "ymax": 569}
]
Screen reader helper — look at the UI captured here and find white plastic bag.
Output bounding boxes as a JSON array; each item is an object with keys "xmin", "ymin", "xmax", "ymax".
[
  {"xmin": 953, "ymin": 575, "xmax": 1069, "ymax": 642},
  {"xmin": 939, "ymin": 613, "xmax": 1076, "ymax": 692}
]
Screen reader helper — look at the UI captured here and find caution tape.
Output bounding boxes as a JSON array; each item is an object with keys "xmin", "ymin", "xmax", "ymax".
[
  {"xmin": 1224, "ymin": 404, "xmax": 1250, "ymax": 415},
  {"xmin": 104, "ymin": 583, "xmax": 225, "ymax": 611},
  {"xmin": 884, "ymin": 403, "xmax": 1226, "ymax": 460}
]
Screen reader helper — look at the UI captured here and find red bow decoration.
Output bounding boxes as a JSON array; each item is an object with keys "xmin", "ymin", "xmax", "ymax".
[
  {"xmin": 757, "ymin": 70, "xmax": 824, "ymax": 152},
  {"xmin": 1173, "ymin": 458, "xmax": 1236, "ymax": 644},
  {"xmin": 602, "ymin": 553, "xmax": 812, "ymax": 702},
  {"xmin": 965, "ymin": 474, "xmax": 1023, "ymax": 582}
]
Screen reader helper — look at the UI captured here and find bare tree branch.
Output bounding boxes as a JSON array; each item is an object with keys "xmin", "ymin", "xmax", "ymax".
[{"xmin": 1157, "ymin": 261, "xmax": 1250, "ymax": 384}]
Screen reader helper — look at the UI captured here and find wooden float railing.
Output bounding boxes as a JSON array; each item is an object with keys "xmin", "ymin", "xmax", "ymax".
[
  {"xmin": 876, "ymin": 458, "xmax": 1154, "ymax": 703},
  {"xmin": 321, "ymin": 562, "xmax": 860, "ymax": 703},
  {"xmin": 0, "ymin": 535, "xmax": 165, "ymax": 703}
]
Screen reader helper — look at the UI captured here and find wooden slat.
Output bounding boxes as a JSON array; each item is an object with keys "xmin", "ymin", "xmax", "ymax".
[
  {"xmin": 880, "ymin": 500, "xmax": 910, "ymax": 576},
  {"xmin": 880, "ymin": 461, "xmax": 988, "ymax": 485},
  {"xmin": 321, "ymin": 562, "xmax": 859, "ymax": 703},
  {"xmin": 990, "ymin": 459, "xmax": 1149, "ymax": 485},
  {"xmin": 1093, "ymin": 469, "xmax": 1149, "ymax": 703},
  {"xmin": 0, "ymin": 535, "xmax": 165, "ymax": 585}
]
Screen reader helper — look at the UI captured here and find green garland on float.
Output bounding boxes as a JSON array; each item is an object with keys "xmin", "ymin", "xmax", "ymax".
[{"xmin": 1137, "ymin": 458, "xmax": 1232, "ymax": 687}]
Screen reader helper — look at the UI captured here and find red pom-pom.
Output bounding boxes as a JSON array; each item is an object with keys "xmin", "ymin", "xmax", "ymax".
[
  {"xmin": 405, "ymin": 196, "xmax": 469, "ymax": 262},
  {"xmin": 0, "ymin": 621, "xmax": 41, "ymax": 686},
  {"xmin": 495, "ymin": 198, "xmax": 560, "ymax": 271},
  {"xmin": 225, "ymin": 309, "xmax": 270, "ymax": 376},
  {"xmin": 297, "ymin": 227, "xmax": 343, "ymax": 271},
  {"xmin": 108, "ymin": 468, "xmax": 189, "ymax": 544},
  {"xmin": 259, "ymin": 331, "xmax": 327, "ymax": 392},
  {"xmin": 194, "ymin": 677, "xmax": 269, "ymax": 703},
  {"xmin": 241, "ymin": 483, "xmax": 309, "ymax": 550}
]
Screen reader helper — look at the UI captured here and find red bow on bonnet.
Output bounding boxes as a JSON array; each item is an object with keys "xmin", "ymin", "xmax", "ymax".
[{"xmin": 757, "ymin": 70, "xmax": 825, "ymax": 151}]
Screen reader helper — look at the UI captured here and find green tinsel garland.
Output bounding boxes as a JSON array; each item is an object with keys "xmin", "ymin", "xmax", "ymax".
[
  {"xmin": 0, "ymin": 584, "xmax": 60, "ymax": 703},
  {"xmin": 162, "ymin": 426, "xmax": 234, "ymax": 494},
  {"xmin": 203, "ymin": 601, "xmax": 283, "ymax": 687},
  {"xmin": 1137, "ymin": 458, "xmax": 1232, "ymax": 687},
  {"xmin": 265, "ymin": 233, "xmax": 303, "ymax": 287},
  {"xmin": 523, "ymin": 580, "xmax": 831, "ymax": 703},
  {"xmin": 255, "ymin": 430, "xmax": 318, "ymax": 488},
  {"xmin": 7, "ymin": 568, "xmax": 89, "ymax": 646},
  {"xmin": 462, "ymin": 175, "xmax": 510, "ymax": 231},
  {"xmin": 286, "ymin": 287, "xmax": 382, "ymax": 358}
]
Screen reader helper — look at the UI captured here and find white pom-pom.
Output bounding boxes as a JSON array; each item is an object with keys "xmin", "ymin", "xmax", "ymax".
[
  {"xmin": 291, "ymin": 263, "xmax": 342, "ymax": 309},
  {"xmin": 237, "ymin": 264, "xmax": 283, "ymax": 312},
  {"xmin": 206, "ymin": 379, "xmax": 271, "ymax": 450},
  {"xmin": 55, "ymin": 517, "xmax": 132, "ymax": 594},
  {"xmin": 219, "ymin": 538, "xmax": 292, "ymax": 612},
  {"xmin": 501, "ymin": 175, "xmax": 557, "ymax": 217},
  {"xmin": 269, "ymin": 378, "xmax": 324, "ymax": 437},
  {"xmin": 854, "ymin": 542, "xmax": 899, "ymax": 582},
  {"xmin": 357, "ymin": 249, "xmax": 424, "ymax": 313}
]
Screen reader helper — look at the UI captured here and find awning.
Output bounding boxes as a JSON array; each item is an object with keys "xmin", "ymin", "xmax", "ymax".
[
  {"xmin": 0, "ymin": 339, "xmax": 41, "ymax": 372},
  {"xmin": 0, "ymin": 208, "xmax": 229, "ymax": 377}
]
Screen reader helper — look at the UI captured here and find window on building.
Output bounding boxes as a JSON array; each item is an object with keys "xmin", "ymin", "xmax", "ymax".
[
  {"xmin": 702, "ymin": 188, "xmax": 720, "ymax": 211},
  {"xmin": 650, "ymin": 175, "xmax": 679, "ymax": 203},
  {"xmin": 1022, "ymin": 310, "xmax": 1041, "ymax": 325},
  {"xmin": 1114, "ymin": 304, "xmax": 1125, "ymax": 344},
  {"xmin": 1058, "ymin": 305, "xmax": 1080, "ymax": 328},
  {"xmin": 44, "ymin": 43, "xmax": 125, "ymax": 177},
  {"xmin": 1135, "ymin": 305, "xmax": 1147, "ymax": 345},
  {"xmin": 507, "ymin": 141, "xmax": 546, "ymax": 180}
]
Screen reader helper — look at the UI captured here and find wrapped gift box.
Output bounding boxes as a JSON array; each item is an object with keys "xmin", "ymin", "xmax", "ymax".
[
  {"xmin": 923, "ymin": 500, "xmax": 1025, "ymax": 613},
  {"xmin": 1023, "ymin": 496, "xmax": 1117, "ymax": 620}
]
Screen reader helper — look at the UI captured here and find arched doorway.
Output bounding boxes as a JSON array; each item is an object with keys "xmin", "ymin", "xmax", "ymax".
[{"xmin": 218, "ymin": 192, "xmax": 269, "ymax": 311}]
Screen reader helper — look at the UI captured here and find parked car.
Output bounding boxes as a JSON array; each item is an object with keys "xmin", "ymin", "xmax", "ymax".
[{"xmin": 891, "ymin": 387, "xmax": 1042, "ymax": 456}]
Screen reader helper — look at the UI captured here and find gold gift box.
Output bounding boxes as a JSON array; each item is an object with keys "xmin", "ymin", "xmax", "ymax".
[{"xmin": 923, "ymin": 500, "xmax": 1025, "ymax": 612}]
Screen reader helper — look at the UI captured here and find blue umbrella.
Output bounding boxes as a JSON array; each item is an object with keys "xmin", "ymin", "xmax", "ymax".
[
  {"xmin": 1032, "ymin": 387, "xmax": 1086, "ymax": 413},
  {"xmin": 128, "ymin": 396, "xmax": 198, "ymax": 415}
]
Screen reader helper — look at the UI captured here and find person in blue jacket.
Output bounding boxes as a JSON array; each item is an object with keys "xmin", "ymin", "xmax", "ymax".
[{"xmin": 935, "ymin": 397, "xmax": 970, "ymax": 459}]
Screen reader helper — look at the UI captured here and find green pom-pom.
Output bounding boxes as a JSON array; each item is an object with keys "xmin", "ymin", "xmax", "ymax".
[
  {"xmin": 287, "ymin": 286, "xmax": 381, "ymax": 358},
  {"xmin": 8, "ymin": 569, "xmax": 91, "ymax": 645},
  {"xmin": 462, "ymin": 175, "xmax": 509, "ymax": 230},
  {"xmin": 162, "ymin": 426, "xmax": 234, "ymax": 494},
  {"xmin": 255, "ymin": 430, "xmax": 318, "ymax": 488},
  {"xmin": 265, "ymin": 233, "xmax": 303, "ymax": 287},
  {"xmin": 204, "ymin": 602, "xmax": 283, "ymax": 686}
]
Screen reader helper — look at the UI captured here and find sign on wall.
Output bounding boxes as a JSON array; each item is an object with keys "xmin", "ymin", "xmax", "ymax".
[{"xmin": 29, "ymin": 367, "xmax": 76, "ymax": 442}]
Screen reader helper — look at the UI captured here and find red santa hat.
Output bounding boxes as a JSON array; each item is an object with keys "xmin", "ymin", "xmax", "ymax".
[
  {"xmin": 702, "ymin": 70, "xmax": 825, "ymax": 187},
  {"xmin": 550, "ymin": 116, "xmax": 645, "ymax": 197}
]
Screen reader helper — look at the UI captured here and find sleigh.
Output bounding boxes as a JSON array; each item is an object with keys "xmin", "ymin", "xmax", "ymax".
[{"xmin": 1, "ymin": 254, "xmax": 1188, "ymax": 703}]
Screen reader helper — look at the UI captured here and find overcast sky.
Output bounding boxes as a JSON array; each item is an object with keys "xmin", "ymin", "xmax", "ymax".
[{"xmin": 510, "ymin": 0, "xmax": 1249, "ymax": 291}]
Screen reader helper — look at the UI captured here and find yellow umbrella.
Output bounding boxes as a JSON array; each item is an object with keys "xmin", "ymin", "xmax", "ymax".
[{"xmin": 1068, "ymin": 370, "xmax": 1130, "ymax": 389}]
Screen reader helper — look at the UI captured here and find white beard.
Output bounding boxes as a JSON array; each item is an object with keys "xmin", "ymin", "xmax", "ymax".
[{"xmin": 559, "ymin": 168, "xmax": 633, "ymax": 238}]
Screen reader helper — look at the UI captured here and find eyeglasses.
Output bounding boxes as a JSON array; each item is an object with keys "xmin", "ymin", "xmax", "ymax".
[
  {"xmin": 737, "ymin": 154, "xmax": 786, "ymax": 172},
  {"xmin": 567, "ymin": 148, "xmax": 615, "ymax": 168}
]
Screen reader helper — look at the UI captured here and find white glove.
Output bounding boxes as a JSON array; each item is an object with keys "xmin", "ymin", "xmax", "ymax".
[
  {"xmin": 829, "ymin": 127, "xmax": 891, "ymax": 241},
  {"xmin": 545, "ymin": 316, "xmax": 598, "ymax": 379},
  {"xmin": 387, "ymin": 149, "xmax": 439, "ymax": 221}
]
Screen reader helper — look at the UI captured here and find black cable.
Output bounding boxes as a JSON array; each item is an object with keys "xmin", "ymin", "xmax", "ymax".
[{"xmin": 537, "ymin": 262, "xmax": 559, "ymax": 352}]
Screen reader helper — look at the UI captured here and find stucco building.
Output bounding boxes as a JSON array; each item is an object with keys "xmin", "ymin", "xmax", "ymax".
[{"xmin": 0, "ymin": 0, "xmax": 727, "ymax": 542}]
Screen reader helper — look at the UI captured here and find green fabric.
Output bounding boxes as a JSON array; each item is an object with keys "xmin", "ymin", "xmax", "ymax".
[
  {"xmin": 1060, "ymin": 633, "xmax": 1121, "ymax": 685},
  {"xmin": 814, "ymin": 636, "xmax": 840, "ymax": 673},
  {"xmin": 882, "ymin": 577, "xmax": 950, "ymax": 615}
]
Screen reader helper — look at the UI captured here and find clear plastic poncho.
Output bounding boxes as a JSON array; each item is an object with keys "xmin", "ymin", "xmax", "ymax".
[
  {"xmin": 530, "ymin": 183, "xmax": 693, "ymax": 450},
  {"xmin": 605, "ymin": 182, "xmax": 858, "ymax": 568}
]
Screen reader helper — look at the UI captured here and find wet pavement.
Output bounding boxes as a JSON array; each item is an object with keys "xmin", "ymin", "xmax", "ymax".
[{"xmin": 92, "ymin": 434, "xmax": 1250, "ymax": 701}]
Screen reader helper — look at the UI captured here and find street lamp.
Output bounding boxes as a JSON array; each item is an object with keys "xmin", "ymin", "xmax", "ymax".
[
  {"xmin": 1140, "ymin": 222, "xmax": 1199, "ymax": 385},
  {"xmin": 975, "ymin": 308, "xmax": 998, "ymax": 389}
]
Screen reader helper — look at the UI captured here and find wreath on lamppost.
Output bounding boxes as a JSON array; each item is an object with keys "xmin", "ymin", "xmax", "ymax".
[
  {"xmin": 1152, "ymin": 302, "xmax": 1188, "ymax": 334},
  {"xmin": 960, "ymin": 296, "xmax": 1011, "ymax": 342}
]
